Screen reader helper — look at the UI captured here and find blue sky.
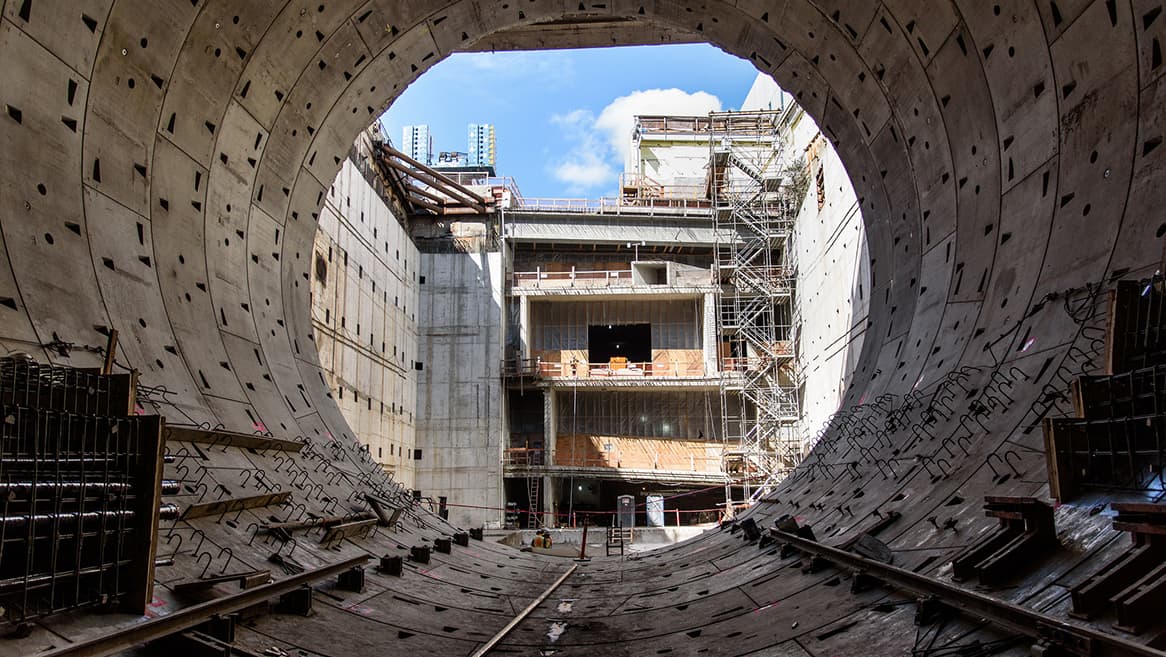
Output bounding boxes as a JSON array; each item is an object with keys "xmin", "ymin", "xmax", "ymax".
[{"xmin": 379, "ymin": 44, "xmax": 762, "ymax": 199}]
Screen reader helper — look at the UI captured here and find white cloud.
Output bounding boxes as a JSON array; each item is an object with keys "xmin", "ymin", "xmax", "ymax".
[
  {"xmin": 595, "ymin": 89, "xmax": 722, "ymax": 162},
  {"xmin": 549, "ymin": 109, "xmax": 613, "ymax": 193},
  {"xmin": 553, "ymin": 156, "xmax": 616, "ymax": 191},
  {"xmin": 549, "ymin": 89, "xmax": 723, "ymax": 194},
  {"xmin": 453, "ymin": 51, "xmax": 575, "ymax": 84}
]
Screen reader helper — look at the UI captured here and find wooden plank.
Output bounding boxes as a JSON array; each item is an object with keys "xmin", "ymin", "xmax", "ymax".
[
  {"xmin": 1042, "ymin": 417, "xmax": 1076, "ymax": 503},
  {"xmin": 126, "ymin": 415, "xmax": 164, "ymax": 614},
  {"xmin": 264, "ymin": 512, "xmax": 377, "ymax": 534},
  {"xmin": 1071, "ymin": 376, "xmax": 1086, "ymax": 419},
  {"xmin": 172, "ymin": 570, "xmax": 272, "ymax": 594},
  {"xmin": 164, "ymin": 425, "xmax": 303, "ymax": 453},
  {"xmin": 1111, "ymin": 502, "xmax": 1166, "ymax": 515},
  {"xmin": 181, "ymin": 491, "xmax": 292, "ymax": 520},
  {"xmin": 101, "ymin": 328, "xmax": 119, "ymax": 375},
  {"xmin": 320, "ymin": 518, "xmax": 377, "ymax": 547},
  {"xmin": 1112, "ymin": 521, "xmax": 1166, "ymax": 536}
]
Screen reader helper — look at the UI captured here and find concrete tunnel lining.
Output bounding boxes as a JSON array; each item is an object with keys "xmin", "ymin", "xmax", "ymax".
[{"xmin": 0, "ymin": 0, "xmax": 1165, "ymax": 655}]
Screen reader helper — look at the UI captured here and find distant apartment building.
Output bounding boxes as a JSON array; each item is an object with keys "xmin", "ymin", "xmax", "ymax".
[
  {"xmin": 402, "ymin": 124, "xmax": 433, "ymax": 165},
  {"xmin": 467, "ymin": 123, "xmax": 496, "ymax": 168},
  {"xmin": 400, "ymin": 123, "xmax": 497, "ymax": 175}
]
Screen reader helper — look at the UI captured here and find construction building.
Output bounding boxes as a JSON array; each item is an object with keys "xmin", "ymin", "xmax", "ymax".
[
  {"xmin": 498, "ymin": 105, "xmax": 807, "ymax": 527},
  {"xmin": 467, "ymin": 123, "xmax": 497, "ymax": 169},
  {"xmin": 401, "ymin": 122, "xmax": 498, "ymax": 176},
  {"xmin": 400, "ymin": 124, "xmax": 433, "ymax": 166},
  {"xmin": 1, "ymin": 4, "xmax": 1165, "ymax": 657}
]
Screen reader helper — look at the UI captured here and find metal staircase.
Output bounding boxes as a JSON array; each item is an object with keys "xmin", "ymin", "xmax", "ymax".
[{"xmin": 710, "ymin": 110, "xmax": 802, "ymax": 505}]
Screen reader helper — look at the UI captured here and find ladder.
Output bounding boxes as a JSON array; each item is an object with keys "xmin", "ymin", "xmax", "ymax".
[
  {"xmin": 605, "ymin": 525, "xmax": 632, "ymax": 555},
  {"xmin": 526, "ymin": 476, "xmax": 540, "ymax": 529}
]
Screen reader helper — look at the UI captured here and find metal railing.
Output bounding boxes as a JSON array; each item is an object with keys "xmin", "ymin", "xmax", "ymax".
[
  {"xmin": 511, "ymin": 267, "xmax": 633, "ymax": 289},
  {"xmin": 510, "ymin": 266, "xmax": 715, "ymax": 289},
  {"xmin": 720, "ymin": 349, "xmax": 795, "ymax": 372},
  {"xmin": 503, "ymin": 448, "xmax": 546, "ymax": 466},
  {"xmin": 441, "ymin": 172, "xmax": 524, "ymax": 202},
  {"xmin": 502, "ymin": 447, "xmax": 726, "ymax": 473},
  {"xmin": 502, "ymin": 358, "xmax": 710, "ymax": 379},
  {"xmin": 619, "ymin": 173, "xmax": 706, "ymax": 202},
  {"xmin": 510, "ymin": 196, "xmax": 712, "ymax": 217}
]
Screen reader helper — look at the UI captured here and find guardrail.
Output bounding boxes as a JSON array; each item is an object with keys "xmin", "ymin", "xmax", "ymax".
[
  {"xmin": 502, "ymin": 448, "xmax": 726, "ymax": 473},
  {"xmin": 511, "ymin": 267, "xmax": 715, "ymax": 289},
  {"xmin": 721, "ymin": 350, "xmax": 795, "ymax": 372},
  {"xmin": 511, "ymin": 196, "xmax": 712, "ymax": 217},
  {"xmin": 511, "ymin": 268, "xmax": 633, "ymax": 288},
  {"xmin": 502, "ymin": 359, "xmax": 709, "ymax": 379}
]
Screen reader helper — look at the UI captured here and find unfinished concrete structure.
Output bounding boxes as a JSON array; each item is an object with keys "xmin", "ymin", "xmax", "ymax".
[
  {"xmin": 1, "ymin": 2, "xmax": 1166, "ymax": 657},
  {"xmin": 503, "ymin": 202, "xmax": 730, "ymax": 527},
  {"xmin": 311, "ymin": 124, "xmax": 421, "ymax": 487}
]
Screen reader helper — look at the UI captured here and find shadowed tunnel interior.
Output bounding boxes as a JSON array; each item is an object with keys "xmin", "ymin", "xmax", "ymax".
[{"xmin": 1, "ymin": 1, "xmax": 1165, "ymax": 655}]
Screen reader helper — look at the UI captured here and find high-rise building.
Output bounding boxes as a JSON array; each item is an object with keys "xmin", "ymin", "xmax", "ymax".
[
  {"xmin": 401, "ymin": 124, "xmax": 433, "ymax": 165},
  {"xmin": 467, "ymin": 123, "xmax": 495, "ymax": 168}
]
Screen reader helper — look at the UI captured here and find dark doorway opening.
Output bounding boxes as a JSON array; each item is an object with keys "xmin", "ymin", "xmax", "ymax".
[{"xmin": 589, "ymin": 324, "xmax": 651, "ymax": 363}]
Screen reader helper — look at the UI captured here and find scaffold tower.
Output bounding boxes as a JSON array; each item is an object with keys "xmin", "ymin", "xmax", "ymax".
[{"xmin": 710, "ymin": 110, "xmax": 802, "ymax": 505}]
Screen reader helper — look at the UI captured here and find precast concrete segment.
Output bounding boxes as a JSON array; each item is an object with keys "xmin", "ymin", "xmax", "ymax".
[{"xmin": 0, "ymin": 1, "xmax": 1163, "ymax": 656}]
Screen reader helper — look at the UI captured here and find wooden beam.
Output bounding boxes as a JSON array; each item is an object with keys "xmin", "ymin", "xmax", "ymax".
[
  {"xmin": 126, "ymin": 415, "xmax": 165, "ymax": 614},
  {"xmin": 101, "ymin": 329, "xmax": 119, "ymax": 375},
  {"xmin": 181, "ymin": 491, "xmax": 292, "ymax": 520},
  {"xmin": 320, "ymin": 518, "xmax": 377, "ymax": 547},
  {"xmin": 164, "ymin": 425, "xmax": 304, "ymax": 453}
]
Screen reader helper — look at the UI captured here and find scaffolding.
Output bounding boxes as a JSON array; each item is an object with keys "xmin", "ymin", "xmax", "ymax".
[{"xmin": 709, "ymin": 111, "xmax": 802, "ymax": 504}]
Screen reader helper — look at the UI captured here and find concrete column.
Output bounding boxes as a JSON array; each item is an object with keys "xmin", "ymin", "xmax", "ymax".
[
  {"xmin": 544, "ymin": 389, "xmax": 557, "ymax": 464},
  {"xmin": 703, "ymin": 292, "xmax": 719, "ymax": 375},
  {"xmin": 542, "ymin": 389, "xmax": 558, "ymax": 526},
  {"xmin": 519, "ymin": 295, "xmax": 531, "ymax": 360},
  {"xmin": 543, "ymin": 475, "xmax": 558, "ymax": 527}
]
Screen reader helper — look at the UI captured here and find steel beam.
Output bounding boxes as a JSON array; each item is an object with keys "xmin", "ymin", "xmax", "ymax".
[
  {"xmin": 770, "ymin": 529, "xmax": 1165, "ymax": 657},
  {"xmin": 469, "ymin": 564, "xmax": 577, "ymax": 657},
  {"xmin": 37, "ymin": 555, "xmax": 368, "ymax": 657}
]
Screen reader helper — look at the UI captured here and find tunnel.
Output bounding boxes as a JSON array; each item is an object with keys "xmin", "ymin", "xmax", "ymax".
[{"xmin": 1, "ymin": 1, "xmax": 1164, "ymax": 655}]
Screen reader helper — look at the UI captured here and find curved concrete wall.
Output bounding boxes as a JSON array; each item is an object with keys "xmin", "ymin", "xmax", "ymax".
[{"xmin": 0, "ymin": 1, "xmax": 1163, "ymax": 655}]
